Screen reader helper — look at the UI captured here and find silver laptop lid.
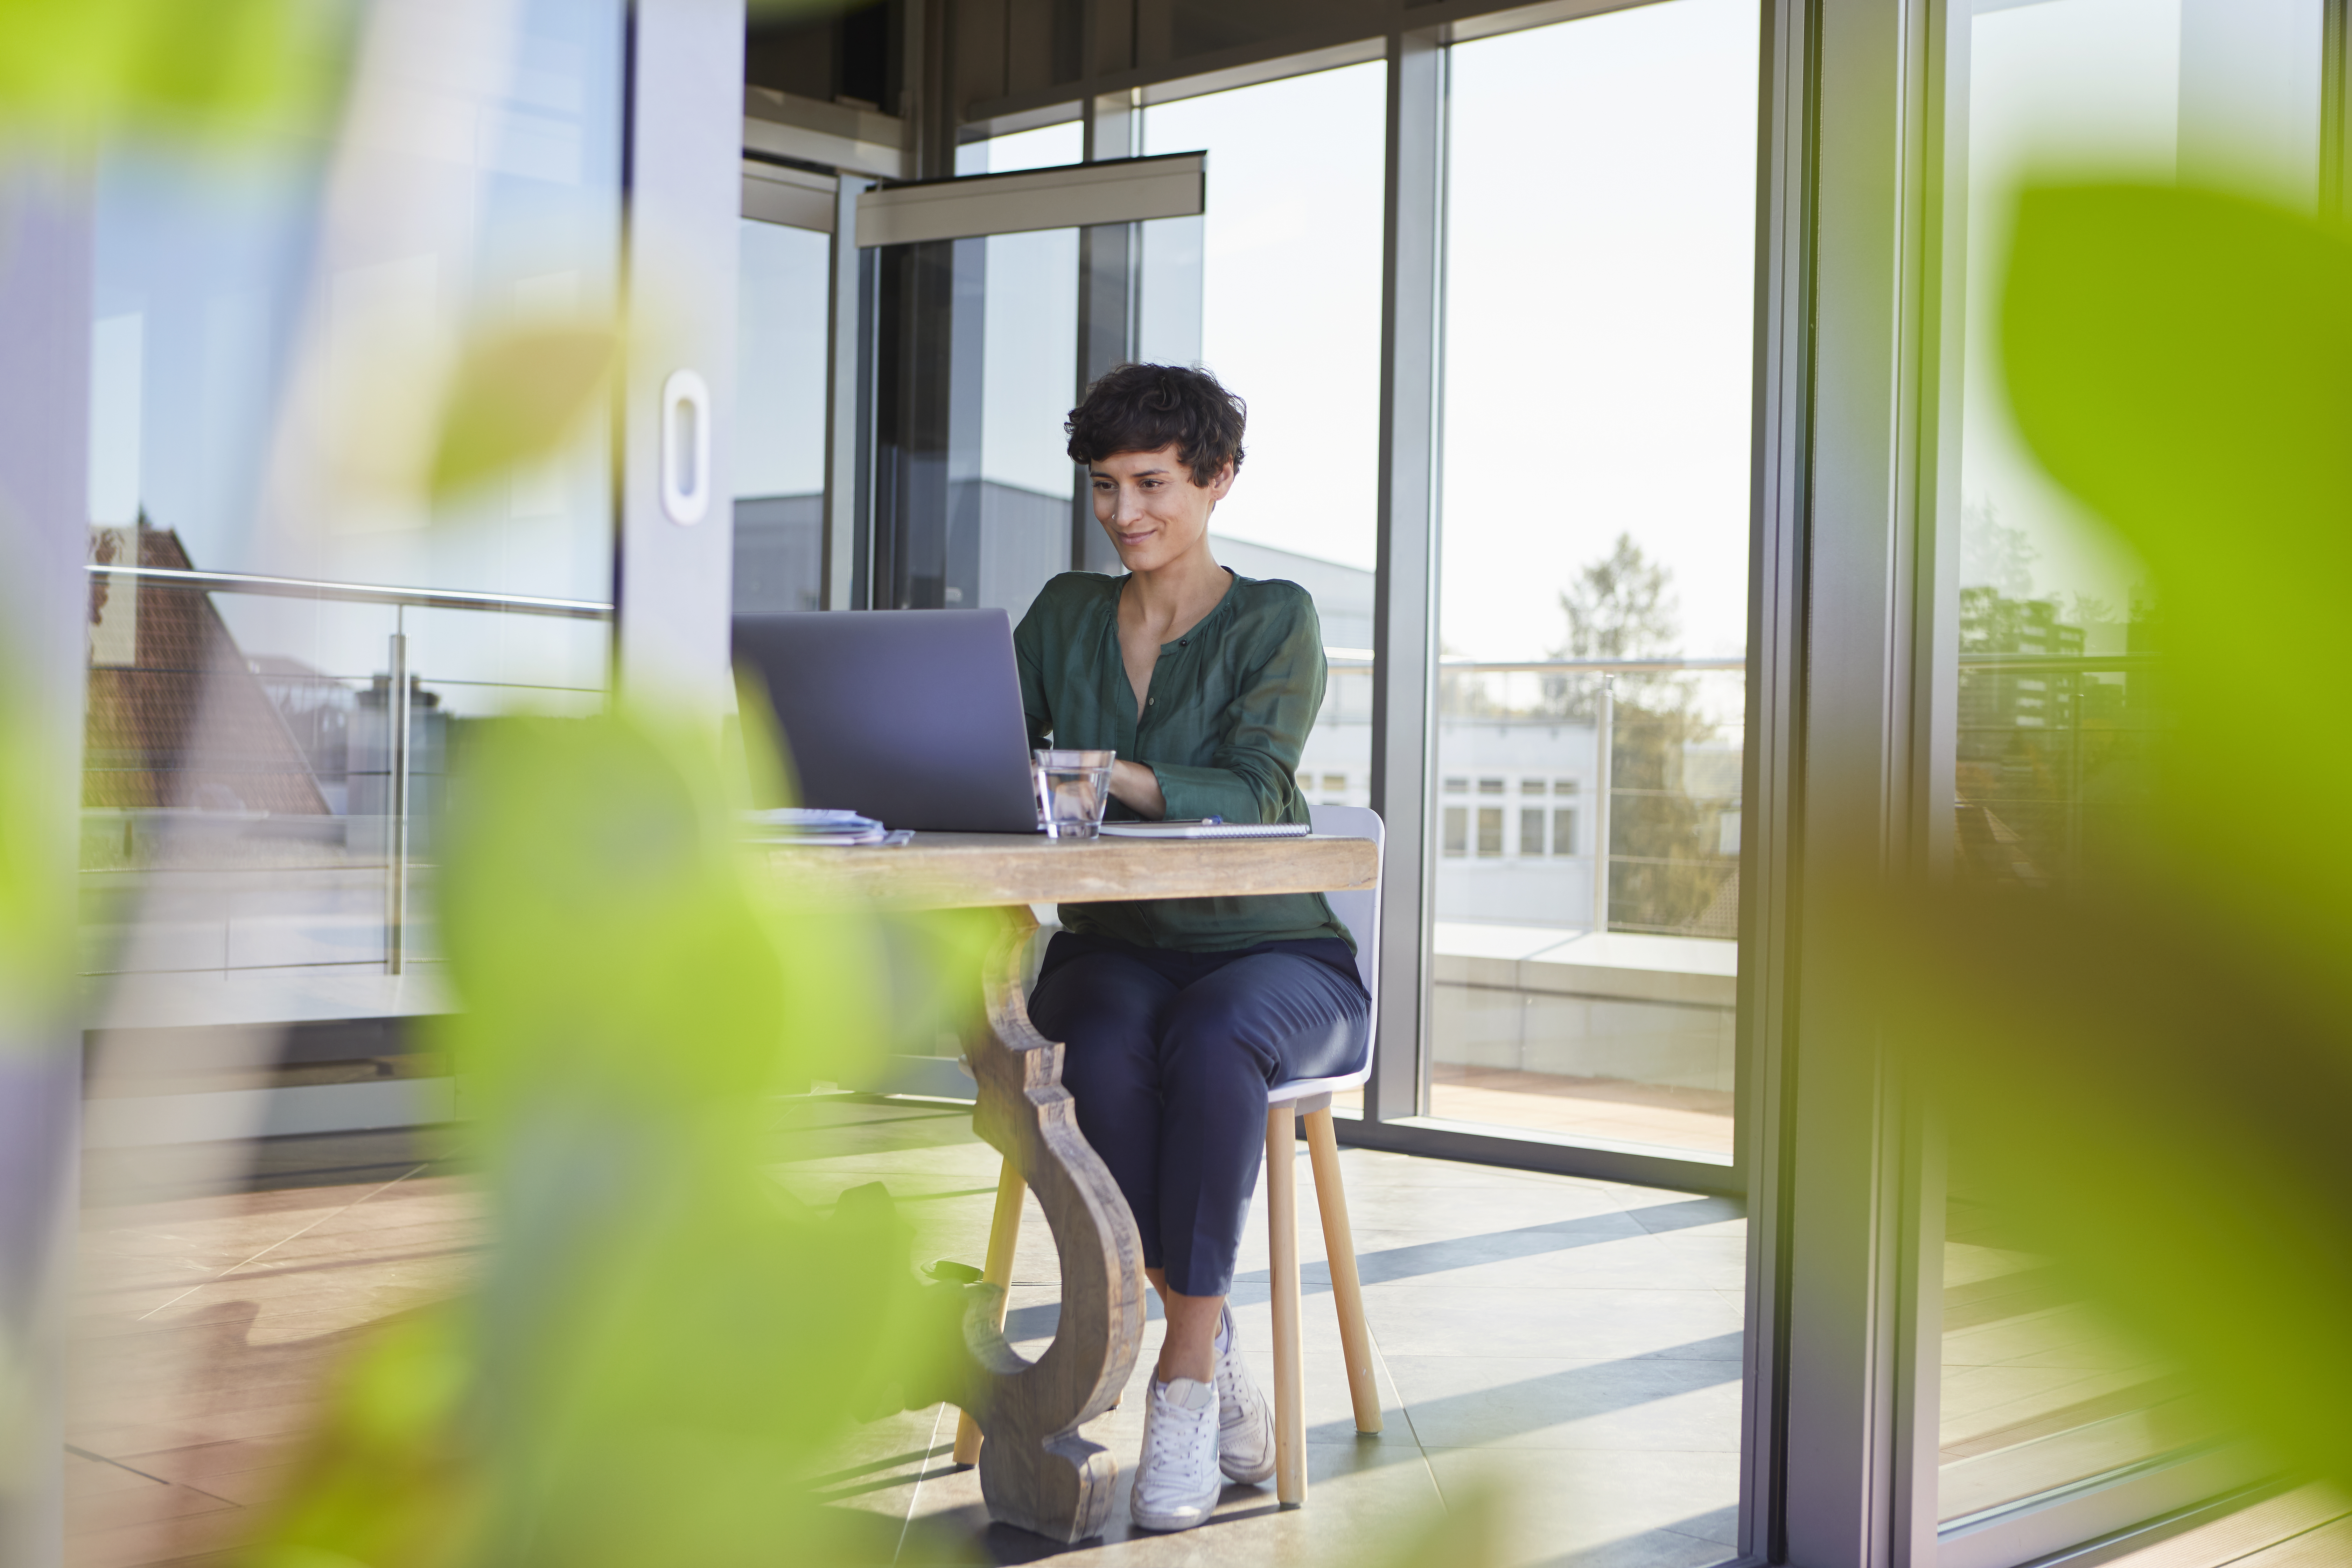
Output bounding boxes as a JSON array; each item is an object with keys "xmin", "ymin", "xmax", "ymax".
[{"xmin": 732, "ymin": 610, "xmax": 1041, "ymax": 834}]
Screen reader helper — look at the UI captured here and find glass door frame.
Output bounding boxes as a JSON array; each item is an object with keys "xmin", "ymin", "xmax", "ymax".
[
  {"xmin": 1895, "ymin": 0, "xmax": 2352, "ymax": 1563},
  {"xmin": 1338, "ymin": 5, "xmax": 1766, "ymax": 1209}
]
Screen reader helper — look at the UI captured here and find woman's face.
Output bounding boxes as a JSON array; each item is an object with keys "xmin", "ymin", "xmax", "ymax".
[{"xmin": 1090, "ymin": 445, "xmax": 1234, "ymax": 575}]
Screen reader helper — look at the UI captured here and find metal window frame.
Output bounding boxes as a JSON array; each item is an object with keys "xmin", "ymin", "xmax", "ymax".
[
  {"xmin": 1346, "ymin": 0, "xmax": 1786, "ymax": 1211},
  {"xmin": 852, "ymin": 152, "xmax": 1204, "ymax": 247}
]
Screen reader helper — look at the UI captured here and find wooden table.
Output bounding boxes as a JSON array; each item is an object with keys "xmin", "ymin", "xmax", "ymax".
[{"xmin": 765, "ymin": 831, "xmax": 1379, "ymax": 1542}]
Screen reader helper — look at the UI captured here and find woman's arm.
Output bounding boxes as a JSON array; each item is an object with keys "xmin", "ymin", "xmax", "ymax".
[{"xmin": 1109, "ymin": 759, "xmax": 1166, "ymax": 818}]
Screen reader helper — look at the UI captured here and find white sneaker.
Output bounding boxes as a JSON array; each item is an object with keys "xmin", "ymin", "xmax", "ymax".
[
  {"xmin": 1130, "ymin": 1377, "xmax": 1222, "ymax": 1532},
  {"xmin": 1213, "ymin": 1306, "xmax": 1276, "ymax": 1485}
]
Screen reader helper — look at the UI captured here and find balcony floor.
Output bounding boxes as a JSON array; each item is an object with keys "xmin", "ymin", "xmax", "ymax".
[{"xmin": 70, "ymin": 1100, "xmax": 1749, "ymax": 1568}]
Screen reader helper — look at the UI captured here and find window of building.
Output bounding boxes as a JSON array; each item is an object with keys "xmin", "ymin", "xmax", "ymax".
[
  {"xmin": 1442, "ymin": 805, "xmax": 1468, "ymax": 857},
  {"xmin": 1143, "ymin": 64, "xmax": 1384, "ymax": 835},
  {"xmin": 1424, "ymin": 0, "xmax": 1757, "ymax": 1154},
  {"xmin": 870, "ymin": 119, "xmax": 1083, "ymax": 624},
  {"xmin": 734, "ymin": 217, "xmax": 829, "ymax": 612},
  {"xmin": 1476, "ymin": 806, "xmax": 1503, "ymax": 857}
]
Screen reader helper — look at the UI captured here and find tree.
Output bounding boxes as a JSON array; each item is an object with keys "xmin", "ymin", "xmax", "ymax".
[
  {"xmin": 1550, "ymin": 535, "xmax": 1734, "ymax": 937},
  {"xmin": 1557, "ymin": 532, "xmax": 1681, "ymax": 661}
]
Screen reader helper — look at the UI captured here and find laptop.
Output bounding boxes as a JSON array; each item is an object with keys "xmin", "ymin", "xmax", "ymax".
[{"xmin": 732, "ymin": 609, "xmax": 1042, "ymax": 834}]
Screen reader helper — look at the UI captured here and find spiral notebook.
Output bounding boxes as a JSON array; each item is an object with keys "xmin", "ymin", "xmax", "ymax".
[{"xmin": 1098, "ymin": 819, "xmax": 1311, "ymax": 840}]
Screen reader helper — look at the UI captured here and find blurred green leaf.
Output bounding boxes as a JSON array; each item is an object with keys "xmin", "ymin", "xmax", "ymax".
[
  {"xmin": 427, "ymin": 321, "xmax": 618, "ymax": 502},
  {"xmin": 245, "ymin": 709, "xmax": 975, "ymax": 1567},
  {"xmin": 0, "ymin": 666, "xmax": 76, "ymax": 1037},
  {"xmin": 1880, "ymin": 182, "xmax": 2352, "ymax": 1491},
  {"xmin": 1373, "ymin": 1478, "xmax": 1505, "ymax": 1568},
  {"xmin": 0, "ymin": 0, "xmax": 349, "ymax": 147}
]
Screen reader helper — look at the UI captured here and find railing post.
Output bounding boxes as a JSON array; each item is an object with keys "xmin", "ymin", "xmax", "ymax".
[
  {"xmin": 386, "ymin": 630, "xmax": 410, "ymax": 975},
  {"xmin": 1591, "ymin": 672, "xmax": 1614, "ymax": 934}
]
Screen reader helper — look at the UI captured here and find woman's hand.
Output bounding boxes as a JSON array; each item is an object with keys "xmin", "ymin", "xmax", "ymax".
[{"xmin": 1108, "ymin": 759, "xmax": 1166, "ymax": 820}]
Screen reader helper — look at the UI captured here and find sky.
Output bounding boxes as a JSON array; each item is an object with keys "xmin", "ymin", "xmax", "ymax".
[{"xmin": 1437, "ymin": 0, "xmax": 1759, "ymax": 664}]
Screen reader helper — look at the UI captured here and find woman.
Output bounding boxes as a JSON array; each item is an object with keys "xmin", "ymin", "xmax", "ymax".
[{"xmin": 1014, "ymin": 364, "xmax": 1371, "ymax": 1533}]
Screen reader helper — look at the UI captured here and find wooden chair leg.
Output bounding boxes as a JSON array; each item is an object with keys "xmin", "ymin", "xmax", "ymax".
[
  {"xmin": 952, "ymin": 1156, "xmax": 1026, "ymax": 1465},
  {"xmin": 1266, "ymin": 1103, "xmax": 1306, "ymax": 1507},
  {"xmin": 1303, "ymin": 1106, "xmax": 1382, "ymax": 1435}
]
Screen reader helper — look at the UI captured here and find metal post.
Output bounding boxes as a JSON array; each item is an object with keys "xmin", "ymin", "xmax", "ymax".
[
  {"xmin": 1591, "ymin": 673, "xmax": 1614, "ymax": 934},
  {"xmin": 1073, "ymin": 90, "xmax": 1141, "ymax": 575},
  {"xmin": 823, "ymin": 173, "xmax": 870, "ymax": 610},
  {"xmin": 386, "ymin": 630, "xmax": 410, "ymax": 974},
  {"xmin": 1366, "ymin": 26, "xmax": 1446, "ymax": 1125}
]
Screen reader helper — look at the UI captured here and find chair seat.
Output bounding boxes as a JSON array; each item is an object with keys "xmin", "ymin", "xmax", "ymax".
[{"xmin": 1267, "ymin": 1063, "xmax": 1370, "ymax": 1106}]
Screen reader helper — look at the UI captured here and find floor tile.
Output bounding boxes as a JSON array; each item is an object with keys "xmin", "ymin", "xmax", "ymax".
[
  {"xmin": 1358, "ymin": 1285, "xmax": 1744, "ymax": 1362},
  {"xmin": 1384, "ymin": 1356, "xmax": 1742, "ymax": 1451},
  {"xmin": 70, "ymin": 1095, "xmax": 1761, "ymax": 1568},
  {"xmin": 1423, "ymin": 1447, "xmax": 1742, "ymax": 1568}
]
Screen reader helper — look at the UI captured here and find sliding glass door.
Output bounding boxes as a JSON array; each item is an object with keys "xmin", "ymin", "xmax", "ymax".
[
  {"xmin": 1926, "ymin": 0, "xmax": 2324, "ymax": 1558},
  {"xmin": 1427, "ymin": 0, "xmax": 1760, "ymax": 1161}
]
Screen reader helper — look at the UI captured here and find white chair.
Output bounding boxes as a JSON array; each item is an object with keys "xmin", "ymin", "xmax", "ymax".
[
  {"xmin": 953, "ymin": 806, "xmax": 1386, "ymax": 1509},
  {"xmin": 1262, "ymin": 803, "xmax": 1385, "ymax": 1507}
]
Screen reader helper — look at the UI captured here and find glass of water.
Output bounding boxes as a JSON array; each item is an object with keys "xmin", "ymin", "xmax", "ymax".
[{"xmin": 1033, "ymin": 749, "xmax": 1116, "ymax": 840}]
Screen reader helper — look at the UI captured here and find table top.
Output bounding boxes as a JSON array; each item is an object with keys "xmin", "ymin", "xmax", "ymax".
[{"xmin": 760, "ymin": 830, "xmax": 1379, "ymax": 909}]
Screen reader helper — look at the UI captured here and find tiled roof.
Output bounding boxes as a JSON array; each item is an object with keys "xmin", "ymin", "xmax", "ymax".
[{"xmin": 84, "ymin": 526, "xmax": 330, "ymax": 814}]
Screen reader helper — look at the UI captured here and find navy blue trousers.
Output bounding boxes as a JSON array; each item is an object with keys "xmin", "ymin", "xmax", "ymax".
[{"xmin": 1027, "ymin": 931, "xmax": 1371, "ymax": 1297}]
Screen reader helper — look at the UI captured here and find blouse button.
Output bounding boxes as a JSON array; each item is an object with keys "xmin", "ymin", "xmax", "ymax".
[{"xmin": 1178, "ymin": 639, "xmax": 1187, "ymax": 646}]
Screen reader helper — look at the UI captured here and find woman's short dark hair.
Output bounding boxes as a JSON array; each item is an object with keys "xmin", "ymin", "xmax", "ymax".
[{"xmin": 1065, "ymin": 364, "xmax": 1246, "ymax": 486}]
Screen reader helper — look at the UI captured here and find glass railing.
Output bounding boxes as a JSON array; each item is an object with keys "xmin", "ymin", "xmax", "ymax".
[{"xmin": 81, "ymin": 559, "xmax": 610, "ymax": 1039}]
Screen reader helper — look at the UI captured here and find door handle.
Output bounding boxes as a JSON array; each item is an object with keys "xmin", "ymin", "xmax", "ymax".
[{"xmin": 659, "ymin": 368, "xmax": 711, "ymax": 525}]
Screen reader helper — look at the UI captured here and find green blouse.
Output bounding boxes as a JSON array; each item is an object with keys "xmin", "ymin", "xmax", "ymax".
[{"xmin": 1013, "ymin": 569, "xmax": 1351, "ymax": 952}]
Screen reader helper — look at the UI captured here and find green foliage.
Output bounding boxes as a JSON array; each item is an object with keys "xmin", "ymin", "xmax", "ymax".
[
  {"xmin": 1556, "ymin": 533, "xmax": 1681, "ymax": 665},
  {"xmin": 1372, "ymin": 1479, "xmax": 1505, "ymax": 1568},
  {"xmin": 427, "ymin": 322, "xmax": 620, "ymax": 503},
  {"xmin": 0, "ymin": 666, "xmax": 76, "ymax": 1040},
  {"xmin": 1882, "ymin": 183, "xmax": 2352, "ymax": 1490},
  {"xmin": 0, "ymin": 0, "xmax": 350, "ymax": 147},
  {"xmin": 245, "ymin": 710, "xmax": 974, "ymax": 1567},
  {"xmin": 1555, "ymin": 535, "xmax": 1734, "ymax": 936}
]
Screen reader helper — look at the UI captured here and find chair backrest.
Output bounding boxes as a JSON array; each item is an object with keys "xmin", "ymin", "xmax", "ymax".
[{"xmin": 1307, "ymin": 802, "xmax": 1382, "ymax": 1034}]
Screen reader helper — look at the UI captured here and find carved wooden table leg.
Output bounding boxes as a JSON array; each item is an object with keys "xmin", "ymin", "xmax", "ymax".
[{"xmin": 953, "ymin": 906, "xmax": 1146, "ymax": 1543}]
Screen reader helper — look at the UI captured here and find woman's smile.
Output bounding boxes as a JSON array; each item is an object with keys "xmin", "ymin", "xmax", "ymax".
[{"xmin": 1090, "ymin": 445, "xmax": 1234, "ymax": 574}]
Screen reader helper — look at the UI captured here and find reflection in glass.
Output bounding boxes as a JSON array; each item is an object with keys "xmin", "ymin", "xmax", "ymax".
[
  {"xmin": 873, "ymin": 112, "xmax": 1082, "ymax": 628},
  {"xmin": 870, "ymin": 224, "xmax": 1079, "ymax": 624},
  {"xmin": 82, "ymin": 0, "xmax": 623, "ymax": 1052},
  {"xmin": 1935, "ymin": 0, "xmax": 2320, "ymax": 1524},
  {"xmin": 1426, "ymin": 0, "xmax": 1758, "ymax": 1153}
]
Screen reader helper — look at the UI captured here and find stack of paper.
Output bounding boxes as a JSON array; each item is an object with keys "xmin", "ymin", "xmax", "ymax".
[{"xmin": 743, "ymin": 807, "xmax": 888, "ymax": 845}]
